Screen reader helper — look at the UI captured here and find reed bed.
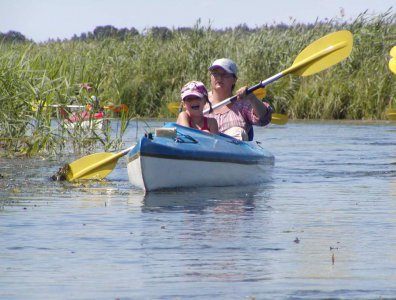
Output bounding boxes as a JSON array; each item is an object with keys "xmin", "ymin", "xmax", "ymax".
[{"xmin": 0, "ymin": 11, "xmax": 395, "ymax": 155}]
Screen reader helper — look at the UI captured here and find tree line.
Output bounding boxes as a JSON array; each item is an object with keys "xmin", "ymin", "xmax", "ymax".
[{"xmin": 1, "ymin": 22, "xmax": 323, "ymax": 43}]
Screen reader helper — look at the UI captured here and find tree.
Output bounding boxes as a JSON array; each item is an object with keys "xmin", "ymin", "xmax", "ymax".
[{"xmin": 0, "ymin": 30, "xmax": 27, "ymax": 42}]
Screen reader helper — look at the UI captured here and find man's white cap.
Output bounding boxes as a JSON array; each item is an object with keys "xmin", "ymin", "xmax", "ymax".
[{"xmin": 209, "ymin": 58, "xmax": 238, "ymax": 76}]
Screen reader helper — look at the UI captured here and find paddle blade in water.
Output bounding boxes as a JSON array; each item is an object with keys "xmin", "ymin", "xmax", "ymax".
[
  {"xmin": 66, "ymin": 152, "xmax": 119, "ymax": 181},
  {"xmin": 272, "ymin": 113, "xmax": 288, "ymax": 125},
  {"xmin": 291, "ymin": 30, "xmax": 353, "ymax": 76}
]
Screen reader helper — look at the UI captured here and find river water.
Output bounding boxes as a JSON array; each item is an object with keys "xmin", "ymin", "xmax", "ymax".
[{"xmin": 1, "ymin": 120, "xmax": 396, "ymax": 299}]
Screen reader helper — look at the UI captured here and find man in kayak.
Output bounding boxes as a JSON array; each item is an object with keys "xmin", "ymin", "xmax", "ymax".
[
  {"xmin": 177, "ymin": 81, "xmax": 219, "ymax": 134},
  {"xmin": 206, "ymin": 58, "xmax": 272, "ymax": 140}
]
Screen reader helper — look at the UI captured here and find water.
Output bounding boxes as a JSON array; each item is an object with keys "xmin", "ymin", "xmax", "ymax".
[{"xmin": 1, "ymin": 120, "xmax": 396, "ymax": 299}]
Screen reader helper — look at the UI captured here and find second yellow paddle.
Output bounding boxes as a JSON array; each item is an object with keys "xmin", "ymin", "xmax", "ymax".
[
  {"xmin": 271, "ymin": 113, "xmax": 288, "ymax": 125},
  {"xmin": 389, "ymin": 46, "xmax": 396, "ymax": 74},
  {"xmin": 252, "ymin": 88, "xmax": 289, "ymax": 125},
  {"xmin": 385, "ymin": 108, "xmax": 396, "ymax": 120}
]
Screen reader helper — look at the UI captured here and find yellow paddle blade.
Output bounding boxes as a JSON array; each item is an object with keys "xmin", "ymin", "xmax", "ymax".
[
  {"xmin": 66, "ymin": 152, "xmax": 120, "ymax": 181},
  {"xmin": 385, "ymin": 108, "xmax": 396, "ymax": 120},
  {"xmin": 167, "ymin": 101, "xmax": 180, "ymax": 114},
  {"xmin": 252, "ymin": 87, "xmax": 267, "ymax": 99},
  {"xmin": 65, "ymin": 146, "xmax": 135, "ymax": 181},
  {"xmin": 103, "ymin": 104, "xmax": 129, "ymax": 113},
  {"xmin": 271, "ymin": 113, "xmax": 288, "ymax": 125},
  {"xmin": 390, "ymin": 46, "xmax": 396, "ymax": 58},
  {"xmin": 389, "ymin": 57, "xmax": 396, "ymax": 74},
  {"xmin": 288, "ymin": 30, "xmax": 353, "ymax": 76}
]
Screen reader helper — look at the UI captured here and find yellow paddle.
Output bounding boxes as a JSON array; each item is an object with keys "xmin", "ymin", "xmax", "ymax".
[
  {"xmin": 385, "ymin": 108, "xmax": 396, "ymax": 120},
  {"xmin": 204, "ymin": 30, "xmax": 353, "ymax": 114},
  {"xmin": 389, "ymin": 46, "xmax": 396, "ymax": 74},
  {"xmin": 271, "ymin": 113, "xmax": 288, "ymax": 125},
  {"xmin": 103, "ymin": 104, "xmax": 129, "ymax": 113},
  {"xmin": 166, "ymin": 101, "xmax": 181, "ymax": 113},
  {"xmin": 385, "ymin": 47, "xmax": 396, "ymax": 117},
  {"xmin": 66, "ymin": 145, "xmax": 135, "ymax": 181},
  {"xmin": 390, "ymin": 59, "xmax": 396, "ymax": 74},
  {"xmin": 248, "ymin": 88, "xmax": 289, "ymax": 125},
  {"xmin": 391, "ymin": 46, "xmax": 396, "ymax": 58},
  {"xmin": 64, "ymin": 30, "xmax": 352, "ymax": 182},
  {"xmin": 252, "ymin": 87, "xmax": 267, "ymax": 99}
]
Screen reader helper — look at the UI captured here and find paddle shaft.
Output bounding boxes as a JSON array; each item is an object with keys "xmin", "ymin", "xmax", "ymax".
[
  {"xmin": 49, "ymin": 104, "xmax": 85, "ymax": 108},
  {"xmin": 47, "ymin": 104, "xmax": 128, "ymax": 112}
]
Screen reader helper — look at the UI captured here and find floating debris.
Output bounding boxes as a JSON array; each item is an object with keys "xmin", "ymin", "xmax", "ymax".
[{"xmin": 50, "ymin": 164, "xmax": 70, "ymax": 181}]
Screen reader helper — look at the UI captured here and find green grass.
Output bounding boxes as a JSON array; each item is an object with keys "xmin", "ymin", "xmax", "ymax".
[{"xmin": 0, "ymin": 11, "xmax": 395, "ymax": 155}]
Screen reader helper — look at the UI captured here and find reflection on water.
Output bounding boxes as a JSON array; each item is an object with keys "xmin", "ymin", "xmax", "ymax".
[
  {"xmin": 127, "ymin": 186, "xmax": 275, "ymax": 288},
  {"xmin": 137, "ymin": 185, "xmax": 267, "ymax": 213},
  {"xmin": 1, "ymin": 120, "xmax": 396, "ymax": 299}
]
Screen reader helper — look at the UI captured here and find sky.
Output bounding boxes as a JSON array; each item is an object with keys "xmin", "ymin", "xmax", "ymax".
[{"xmin": 0, "ymin": 0, "xmax": 394, "ymax": 42}]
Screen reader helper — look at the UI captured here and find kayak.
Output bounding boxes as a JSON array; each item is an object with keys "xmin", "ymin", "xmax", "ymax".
[
  {"xmin": 127, "ymin": 122, "xmax": 274, "ymax": 191},
  {"xmin": 63, "ymin": 111, "xmax": 109, "ymax": 131}
]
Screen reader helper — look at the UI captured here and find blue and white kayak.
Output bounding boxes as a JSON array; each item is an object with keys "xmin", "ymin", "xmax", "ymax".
[{"xmin": 127, "ymin": 123, "xmax": 274, "ymax": 191}]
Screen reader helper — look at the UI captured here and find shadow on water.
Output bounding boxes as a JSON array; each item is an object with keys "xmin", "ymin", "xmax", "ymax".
[{"xmin": 128, "ymin": 184, "xmax": 274, "ymax": 214}]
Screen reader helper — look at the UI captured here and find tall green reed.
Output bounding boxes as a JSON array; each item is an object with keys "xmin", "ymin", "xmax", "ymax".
[{"xmin": 0, "ymin": 41, "xmax": 131, "ymax": 156}]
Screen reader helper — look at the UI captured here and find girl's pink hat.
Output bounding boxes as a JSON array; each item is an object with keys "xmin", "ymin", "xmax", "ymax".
[{"xmin": 180, "ymin": 81, "xmax": 208, "ymax": 100}]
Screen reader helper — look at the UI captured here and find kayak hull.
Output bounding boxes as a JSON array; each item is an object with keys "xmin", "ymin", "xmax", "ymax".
[
  {"xmin": 62, "ymin": 110, "xmax": 109, "ymax": 131},
  {"xmin": 63, "ymin": 118, "xmax": 109, "ymax": 131},
  {"xmin": 127, "ymin": 123, "xmax": 274, "ymax": 191}
]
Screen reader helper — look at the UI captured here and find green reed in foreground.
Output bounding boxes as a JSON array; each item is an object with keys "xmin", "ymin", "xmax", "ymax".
[{"xmin": 0, "ymin": 11, "xmax": 395, "ymax": 155}]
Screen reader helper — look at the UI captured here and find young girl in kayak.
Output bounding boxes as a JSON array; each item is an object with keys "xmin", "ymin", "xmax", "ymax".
[
  {"xmin": 177, "ymin": 81, "xmax": 219, "ymax": 134},
  {"xmin": 207, "ymin": 58, "xmax": 272, "ymax": 140}
]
